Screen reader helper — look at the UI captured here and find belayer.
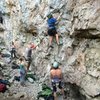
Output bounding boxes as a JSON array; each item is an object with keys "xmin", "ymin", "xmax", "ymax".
[
  {"xmin": 50, "ymin": 61, "xmax": 64, "ymax": 100},
  {"xmin": 24, "ymin": 43, "xmax": 36, "ymax": 71}
]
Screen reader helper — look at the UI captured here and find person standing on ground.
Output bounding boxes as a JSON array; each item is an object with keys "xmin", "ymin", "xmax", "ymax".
[
  {"xmin": 25, "ymin": 43, "xmax": 36, "ymax": 71},
  {"xmin": 10, "ymin": 41, "xmax": 17, "ymax": 59},
  {"xmin": 47, "ymin": 13, "xmax": 61, "ymax": 48},
  {"xmin": 50, "ymin": 61, "xmax": 64, "ymax": 100},
  {"xmin": 19, "ymin": 57, "xmax": 26, "ymax": 86}
]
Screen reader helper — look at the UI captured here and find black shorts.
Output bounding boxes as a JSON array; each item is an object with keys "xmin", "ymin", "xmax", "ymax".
[
  {"xmin": 11, "ymin": 48, "xmax": 16, "ymax": 53},
  {"xmin": 48, "ymin": 28, "xmax": 57, "ymax": 36},
  {"xmin": 52, "ymin": 81, "xmax": 63, "ymax": 92},
  {"xmin": 26, "ymin": 57, "xmax": 32, "ymax": 63}
]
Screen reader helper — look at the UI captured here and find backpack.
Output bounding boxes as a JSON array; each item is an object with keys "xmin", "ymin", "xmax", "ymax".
[
  {"xmin": 0, "ymin": 79, "xmax": 10, "ymax": 86},
  {"xmin": 12, "ymin": 62, "xmax": 19, "ymax": 69},
  {"xmin": 14, "ymin": 76, "xmax": 20, "ymax": 81},
  {"xmin": 0, "ymin": 83, "xmax": 7, "ymax": 92},
  {"xmin": 37, "ymin": 84, "xmax": 54, "ymax": 100}
]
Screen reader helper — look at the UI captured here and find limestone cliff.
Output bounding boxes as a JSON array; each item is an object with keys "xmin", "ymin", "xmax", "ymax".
[{"xmin": 0, "ymin": 0, "xmax": 100, "ymax": 100}]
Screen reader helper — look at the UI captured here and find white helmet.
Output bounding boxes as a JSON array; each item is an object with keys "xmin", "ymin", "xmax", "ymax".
[{"xmin": 53, "ymin": 62, "xmax": 59, "ymax": 68}]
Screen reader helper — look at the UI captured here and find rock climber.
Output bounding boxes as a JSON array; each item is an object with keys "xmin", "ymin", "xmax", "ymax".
[
  {"xmin": 19, "ymin": 57, "xmax": 26, "ymax": 86},
  {"xmin": 25, "ymin": 43, "xmax": 36, "ymax": 71},
  {"xmin": 47, "ymin": 14, "xmax": 60, "ymax": 48},
  {"xmin": 50, "ymin": 61, "xmax": 64, "ymax": 100}
]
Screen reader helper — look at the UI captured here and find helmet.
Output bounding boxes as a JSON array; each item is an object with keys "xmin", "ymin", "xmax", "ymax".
[
  {"xmin": 53, "ymin": 62, "xmax": 59, "ymax": 68},
  {"xmin": 47, "ymin": 13, "xmax": 53, "ymax": 19}
]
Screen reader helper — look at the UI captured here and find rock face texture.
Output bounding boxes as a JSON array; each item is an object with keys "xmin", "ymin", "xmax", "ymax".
[
  {"xmin": 71, "ymin": 0, "xmax": 100, "ymax": 38},
  {"xmin": 0, "ymin": 0, "xmax": 100, "ymax": 100}
]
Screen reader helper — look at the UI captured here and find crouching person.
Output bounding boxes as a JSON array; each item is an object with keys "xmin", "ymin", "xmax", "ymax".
[
  {"xmin": 0, "ymin": 73, "xmax": 9, "ymax": 93},
  {"xmin": 19, "ymin": 57, "xmax": 26, "ymax": 86}
]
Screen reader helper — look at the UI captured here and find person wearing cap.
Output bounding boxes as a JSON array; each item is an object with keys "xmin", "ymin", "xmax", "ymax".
[
  {"xmin": 50, "ymin": 61, "xmax": 64, "ymax": 100},
  {"xmin": 25, "ymin": 43, "xmax": 36, "ymax": 71},
  {"xmin": 47, "ymin": 14, "xmax": 60, "ymax": 48}
]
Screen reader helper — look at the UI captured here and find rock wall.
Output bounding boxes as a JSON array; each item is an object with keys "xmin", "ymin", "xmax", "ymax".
[
  {"xmin": 0, "ymin": 0, "xmax": 100, "ymax": 100},
  {"xmin": 71, "ymin": 0, "xmax": 100, "ymax": 38}
]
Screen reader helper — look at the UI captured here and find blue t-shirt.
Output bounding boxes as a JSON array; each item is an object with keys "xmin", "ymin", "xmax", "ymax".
[{"xmin": 47, "ymin": 18, "xmax": 57, "ymax": 29}]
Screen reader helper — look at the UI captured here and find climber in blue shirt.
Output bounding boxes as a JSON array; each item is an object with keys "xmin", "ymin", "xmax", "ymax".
[
  {"xmin": 47, "ymin": 17, "xmax": 57, "ymax": 29},
  {"xmin": 47, "ymin": 14, "xmax": 60, "ymax": 48}
]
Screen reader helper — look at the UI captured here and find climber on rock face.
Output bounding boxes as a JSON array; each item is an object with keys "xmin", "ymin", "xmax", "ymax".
[
  {"xmin": 47, "ymin": 14, "xmax": 60, "ymax": 48},
  {"xmin": 25, "ymin": 43, "xmax": 36, "ymax": 71},
  {"xmin": 50, "ymin": 61, "xmax": 64, "ymax": 100}
]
